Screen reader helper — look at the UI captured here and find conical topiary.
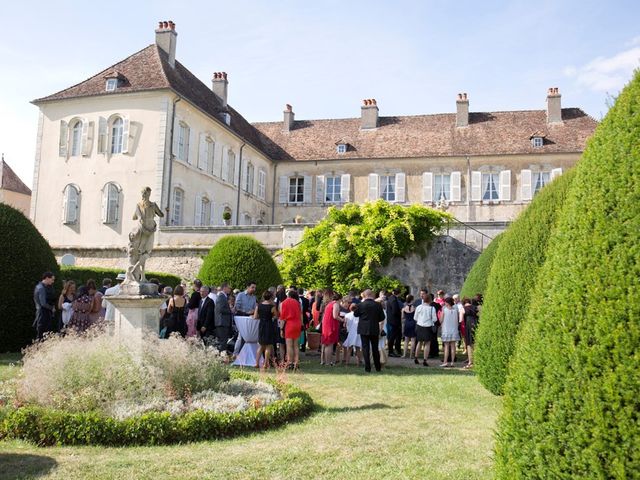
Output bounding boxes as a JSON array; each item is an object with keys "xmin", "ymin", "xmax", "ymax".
[
  {"xmin": 0, "ymin": 204, "xmax": 61, "ymax": 352},
  {"xmin": 198, "ymin": 235, "xmax": 282, "ymax": 294},
  {"xmin": 474, "ymin": 169, "xmax": 575, "ymax": 395},
  {"xmin": 495, "ymin": 71, "xmax": 640, "ymax": 478},
  {"xmin": 459, "ymin": 232, "xmax": 503, "ymax": 298}
]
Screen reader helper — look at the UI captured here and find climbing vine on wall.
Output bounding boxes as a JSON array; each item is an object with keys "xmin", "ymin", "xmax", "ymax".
[{"xmin": 279, "ymin": 200, "xmax": 450, "ymax": 293}]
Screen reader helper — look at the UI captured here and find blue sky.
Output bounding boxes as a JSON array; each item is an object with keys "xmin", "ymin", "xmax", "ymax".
[{"xmin": 1, "ymin": 0, "xmax": 639, "ymax": 187}]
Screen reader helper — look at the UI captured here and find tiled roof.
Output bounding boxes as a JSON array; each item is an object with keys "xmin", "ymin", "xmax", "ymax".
[
  {"xmin": 0, "ymin": 160, "xmax": 31, "ymax": 196},
  {"xmin": 252, "ymin": 109, "xmax": 598, "ymax": 161},
  {"xmin": 32, "ymin": 45, "xmax": 266, "ymax": 151}
]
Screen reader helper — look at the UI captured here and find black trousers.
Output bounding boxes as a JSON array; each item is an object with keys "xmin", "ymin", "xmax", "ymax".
[
  {"xmin": 361, "ymin": 334, "xmax": 381, "ymax": 372},
  {"xmin": 215, "ymin": 326, "xmax": 232, "ymax": 352},
  {"xmin": 387, "ymin": 323, "xmax": 402, "ymax": 354}
]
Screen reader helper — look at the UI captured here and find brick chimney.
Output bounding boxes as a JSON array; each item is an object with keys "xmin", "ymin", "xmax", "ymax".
[
  {"xmin": 283, "ymin": 104, "xmax": 295, "ymax": 132},
  {"xmin": 361, "ymin": 99, "xmax": 379, "ymax": 129},
  {"xmin": 456, "ymin": 93, "xmax": 469, "ymax": 127},
  {"xmin": 155, "ymin": 20, "xmax": 177, "ymax": 68},
  {"xmin": 212, "ymin": 72, "xmax": 228, "ymax": 108},
  {"xmin": 546, "ymin": 87, "xmax": 562, "ymax": 124}
]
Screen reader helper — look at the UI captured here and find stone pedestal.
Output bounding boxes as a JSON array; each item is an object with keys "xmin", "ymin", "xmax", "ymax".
[{"xmin": 106, "ymin": 284, "xmax": 166, "ymax": 350}]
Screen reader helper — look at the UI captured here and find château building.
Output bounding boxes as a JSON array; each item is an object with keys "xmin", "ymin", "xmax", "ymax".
[{"xmin": 29, "ymin": 21, "xmax": 598, "ymax": 277}]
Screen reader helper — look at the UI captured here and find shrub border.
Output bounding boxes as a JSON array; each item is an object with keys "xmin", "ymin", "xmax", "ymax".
[{"xmin": 0, "ymin": 372, "xmax": 313, "ymax": 446}]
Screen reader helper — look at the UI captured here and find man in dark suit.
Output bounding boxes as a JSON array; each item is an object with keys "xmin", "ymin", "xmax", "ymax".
[
  {"xmin": 214, "ymin": 282, "xmax": 233, "ymax": 352},
  {"xmin": 386, "ymin": 288, "xmax": 403, "ymax": 357},
  {"xmin": 198, "ymin": 286, "xmax": 215, "ymax": 344},
  {"xmin": 355, "ymin": 289, "xmax": 386, "ymax": 373},
  {"xmin": 297, "ymin": 288, "xmax": 311, "ymax": 352}
]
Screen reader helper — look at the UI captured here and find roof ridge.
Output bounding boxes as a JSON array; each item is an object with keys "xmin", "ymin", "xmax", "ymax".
[{"xmin": 32, "ymin": 44, "xmax": 159, "ymax": 103}]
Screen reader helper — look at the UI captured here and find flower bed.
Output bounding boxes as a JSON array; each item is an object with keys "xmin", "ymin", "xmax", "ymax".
[{"xmin": 0, "ymin": 372, "xmax": 313, "ymax": 446}]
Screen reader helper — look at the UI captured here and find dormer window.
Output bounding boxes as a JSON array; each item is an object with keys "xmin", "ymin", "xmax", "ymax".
[
  {"xmin": 337, "ymin": 143, "xmax": 347, "ymax": 154},
  {"xmin": 529, "ymin": 131, "xmax": 545, "ymax": 148},
  {"xmin": 106, "ymin": 78, "xmax": 118, "ymax": 92}
]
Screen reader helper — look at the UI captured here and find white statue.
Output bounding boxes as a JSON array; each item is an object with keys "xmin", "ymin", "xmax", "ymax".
[{"xmin": 125, "ymin": 187, "xmax": 164, "ymax": 283}]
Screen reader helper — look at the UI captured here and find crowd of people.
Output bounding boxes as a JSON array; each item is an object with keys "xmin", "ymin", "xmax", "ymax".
[{"xmin": 33, "ymin": 271, "xmax": 482, "ymax": 373}]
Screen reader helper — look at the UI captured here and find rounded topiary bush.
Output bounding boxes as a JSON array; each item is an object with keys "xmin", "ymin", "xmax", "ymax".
[
  {"xmin": 0, "ymin": 204, "xmax": 61, "ymax": 352},
  {"xmin": 198, "ymin": 235, "xmax": 282, "ymax": 293},
  {"xmin": 495, "ymin": 71, "xmax": 640, "ymax": 478},
  {"xmin": 459, "ymin": 232, "xmax": 503, "ymax": 298},
  {"xmin": 474, "ymin": 169, "xmax": 575, "ymax": 395}
]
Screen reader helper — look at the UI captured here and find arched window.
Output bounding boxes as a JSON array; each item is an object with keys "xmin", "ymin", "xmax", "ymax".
[
  {"xmin": 62, "ymin": 184, "xmax": 80, "ymax": 224},
  {"xmin": 111, "ymin": 117, "xmax": 124, "ymax": 154},
  {"xmin": 70, "ymin": 120, "xmax": 83, "ymax": 156},
  {"xmin": 172, "ymin": 187, "xmax": 184, "ymax": 225},
  {"xmin": 102, "ymin": 182, "xmax": 121, "ymax": 224}
]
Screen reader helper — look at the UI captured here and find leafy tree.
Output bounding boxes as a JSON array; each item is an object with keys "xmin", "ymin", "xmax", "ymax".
[
  {"xmin": 198, "ymin": 236, "xmax": 282, "ymax": 294},
  {"xmin": 474, "ymin": 169, "xmax": 575, "ymax": 395},
  {"xmin": 279, "ymin": 200, "xmax": 450, "ymax": 293},
  {"xmin": 495, "ymin": 71, "xmax": 640, "ymax": 478},
  {"xmin": 0, "ymin": 204, "xmax": 61, "ymax": 352},
  {"xmin": 459, "ymin": 232, "xmax": 503, "ymax": 298}
]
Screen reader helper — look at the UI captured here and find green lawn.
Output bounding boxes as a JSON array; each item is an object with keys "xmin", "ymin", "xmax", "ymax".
[{"xmin": 0, "ymin": 353, "xmax": 500, "ymax": 480}]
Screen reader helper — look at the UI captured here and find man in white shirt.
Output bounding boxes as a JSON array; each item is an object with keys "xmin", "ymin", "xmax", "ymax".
[{"xmin": 102, "ymin": 273, "xmax": 126, "ymax": 322}]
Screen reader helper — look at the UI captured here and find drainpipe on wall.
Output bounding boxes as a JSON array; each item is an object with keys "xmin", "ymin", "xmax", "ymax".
[
  {"xmin": 235, "ymin": 143, "xmax": 246, "ymax": 225},
  {"xmin": 165, "ymin": 96, "xmax": 181, "ymax": 225},
  {"xmin": 271, "ymin": 161, "xmax": 278, "ymax": 224},
  {"xmin": 466, "ymin": 155, "xmax": 471, "ymax": 222}
]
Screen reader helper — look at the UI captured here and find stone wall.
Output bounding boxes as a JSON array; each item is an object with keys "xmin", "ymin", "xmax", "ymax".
[{"xmin": 379, "ymin": 236, "xmax": 481, "ymax": 295}]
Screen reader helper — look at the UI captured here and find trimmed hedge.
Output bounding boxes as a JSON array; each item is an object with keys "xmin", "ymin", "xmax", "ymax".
[
  {"xmin": 198, "ymin": 235, "xmax": 282, "ymax": 293},
  {"xmin": 60, "ymin": 266, "xmax": 181, "ymax": 289},
  {"xmin": 474, "ymin": 169, "xmax": 575, "ymax": 395},
  {"xmin": 495, "ymin": 71, "xmax": 640, "ymax": 478},
  {"xmin": 459, "ymin": 232, "xmax": 503, "ymax": 298},
  {"xmin": 0, "ymin": 373, "xmax": 313, "ymax": 446},
  {"xmin": 0, "ymin": 204, "xmax": 61, "ymax": 352}
]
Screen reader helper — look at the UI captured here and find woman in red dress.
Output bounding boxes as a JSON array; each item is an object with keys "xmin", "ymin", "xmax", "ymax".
[
  {"xmin": 321, "ymin": 291, "xmax": 341, "ymax": 366},
  {"xmin": 279, "ymin": 290, "xmax": 302, "ymax": 369}
]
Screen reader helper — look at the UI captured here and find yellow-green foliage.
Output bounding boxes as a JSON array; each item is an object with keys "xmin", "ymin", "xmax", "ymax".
[
  {"xmin": 279, "ymin": 200, "xmax": 450, "ymax": 292},
  {"xmin": 495, "ymin": 71, "xmax": 640, "ymax": 478},
  {"xmin": 474, "ymin": 169, "xmax": 575, "ymax": 395},
  {"xmin": 0, "ymin": 204, "xmax": 60, "ymax": 352},
  {"xmin": 459, "ymin": 233, "xmax": 504, "ymax": 298}
]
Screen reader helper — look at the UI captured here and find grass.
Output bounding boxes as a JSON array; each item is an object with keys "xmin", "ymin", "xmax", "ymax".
[{"xmin": 0, "ymin": 352, "xmax": 500, "ymax": 479}]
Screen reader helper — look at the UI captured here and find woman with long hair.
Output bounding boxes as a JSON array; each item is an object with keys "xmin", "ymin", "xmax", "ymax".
[
  {"xmin": 254, "ymin": 290, "xmax": 277, "ymax": 369},
  {"xmin": 58, "ymin": 280, "xmax": 76, "ymax": 330},
  {"xmin": 320, "ymin": 291, "xmax": 341, "ymax": 366},
  {"xmin": 440, "ymin": 297, "xmax": 461, "ymax": 367},
  {"xmin": 165, "ymin": 285, "xmax": 187, "ymax": 338}
]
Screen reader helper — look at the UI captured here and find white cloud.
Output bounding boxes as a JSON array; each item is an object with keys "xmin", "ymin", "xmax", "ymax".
[{"xmin": 564, "ymin": 44, "xmax": 640, "ymax": 93}]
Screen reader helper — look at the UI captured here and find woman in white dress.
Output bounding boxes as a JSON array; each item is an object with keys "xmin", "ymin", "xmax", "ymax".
[
  {"xmin": 440, "ymin": 297, "xmax": 461, "ymax": 367},
  {"xmin": 341, "ymin": 304, "xmax": 362, "ymax": 366}
]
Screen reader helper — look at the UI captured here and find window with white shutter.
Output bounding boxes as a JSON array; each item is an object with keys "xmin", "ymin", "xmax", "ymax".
[
  {"xmin": 450, "ymin": 171, "xmax": 462, "ymax": 202},
  {"xmin": 59, "ymin": 120, "xmax": 69, "ymax": 157},
  {"xmin": 121, "ymin": 115, "xmax": 130, "ymax": 154},
  {"xmin": 97, "ymin": 117, "xmax": 108, "ymax": 154},
  {"xmin": 194, "ymin": 194, "xmax": 203, "ymax": 226},
  {"xmin": 110, "ymin": 117, "xmax": 124, "ymax": 154},
  {"xmin": 244, "ymin": 163, "xmax": 255, "ymax": 194},
  {"xmin": 422, "ymin": 172, "xmax": 433, "ymax": 203},
  {"xmin": 63, "ymin": 184, "xmax": 80, "ymax": 225},
  {"xmin": 434, "ymin": 174, "xmax": 451, "ymax": 201},
  {"xmin": 258, "ymin": 168, "xmax": 267, "ymax": 200},
  {"xmin": 395, "ymin": 173, "xmax": 405, "ymax": 203},
  {"xmin": 324, "ymin": 176, "xmax": 343, "ymax": 203},
  {"xmin": 198, "ymin": 134, "xmax": 207, "ymax": 170},
  {"xmin": 70, "ymin": 120, "xmax": 82, "ymax": 156},
  {"xmin": 499, "ymin": 170, "xmax": 511, "ymax": 201},
  {"xmin": 316, "ymin": 175, "xmax": 326, "ymax": 204},
  {"xmin": 303, "ymin": 175, "xmax": 312, "ymax": 204},
  {"xmin": 279, "ymin": 176, "xmax": 289, "ymax": 204},
  {"xmin": 102, "ymin": 182, "xmax": 120, "ymax": 224},
  {"xmin": 340, "ymin": 174, "xmax": 351, "ymax": 202},
  {"xmin": 521, "ymin": 169, "xmax": 533, "ymax": 200},
  {"xmin": 221, "ymin": 149, "xmax": 229, "ymax": 181},
  {"xmin": 368, "ymin": 173, "xmax": 379, "ymax": 201},
  {"xmin": 228, "ymin": 150, "xmax": 236, "ymax": 184},
  {"xmin": 482, "ymin": 173, "xmax": 499, "ymax": 201},
  {"xmin": 172, "ymin": 188, "xmax": 184, "ymax": 225},
  {"xmin": 81, "ymin": 120, "xmax": 93, "ymax": 157},
  {"xmin": 288, "ymin": 177, "xmax": 304, "ymax": 204},
  {"xmin": 177, "ymin": 123, "xmax": 189, "ymax": 162},
  {"xmin": 471, "ymin": 171, "xmax": 482, "ymax": 201},
  {"xmin": 380, "ymin": 175, "xmax": 396, "ymax": 202},
  {"xmin": 207, "ymin": 139, "xmax": 215, "ymax": 175},
  {"xmin": 550, "ymin": 167, "xmax": 563, "ymax": 181}
]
